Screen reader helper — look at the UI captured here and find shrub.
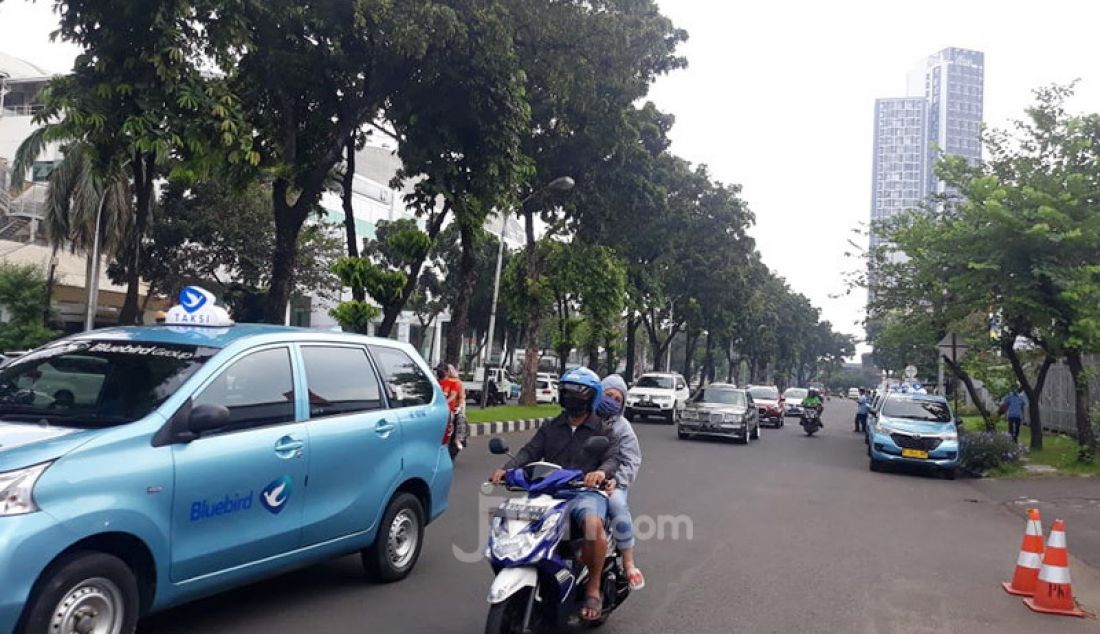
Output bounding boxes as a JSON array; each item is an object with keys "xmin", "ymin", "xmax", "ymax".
[{"xmin": 960, "ymin": 430, "xmax": 1027, "ymax": 473}]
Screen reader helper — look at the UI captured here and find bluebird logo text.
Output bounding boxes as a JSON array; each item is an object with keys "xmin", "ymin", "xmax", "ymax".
[
  {"xmin": 261, "ymin": 476, "xmax": 293, "ymax": 515},
  {"xmin": 190, "ymin": 492, "xmax": 253, "ymax": 522}
]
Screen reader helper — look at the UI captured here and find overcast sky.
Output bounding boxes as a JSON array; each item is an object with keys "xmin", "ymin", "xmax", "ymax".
[{"xmin": 3, "ymin": 0, "xmax": 1100, "ymax": 358}]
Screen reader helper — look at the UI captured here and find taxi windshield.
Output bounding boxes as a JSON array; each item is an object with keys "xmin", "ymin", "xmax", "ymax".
[
  {"xmin": 0, "ymin": 340, "xmax": 216, "ymax": 428},
  {"xmin": 882, "ymin": 398, "xmax": 953, "ymax": 423}
]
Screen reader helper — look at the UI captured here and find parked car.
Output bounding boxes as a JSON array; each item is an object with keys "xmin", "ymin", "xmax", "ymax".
[
  {"xmin": 625, "ymin": 372, "xmax": 690, "ymax": 423},
  {"xmin": 782, "ymin": 387, "xmax": 809, "ymax": 417},
  {"xmin": 747, "ymin": 385, "xmax": 784, "ymax": 428},
  {"xmin": 867, "ymin": 393, "xmax": 960, "ymax": 478},
  {"xmin": 463, "ymin": 366, "xmax": 514, "ymax": 405},
  {"xmin": 848, "ymin": 387, "xmax": 861, "ymax": 399},
  {"xmin": 677, "ymin": 383, "xmax": 760, "ymax": 443},
  {"xmin": 0, "ymin": 287, "xmax": 452, "ymax": 634},
  {"xmin": 535, "ymin": 378, "xmax": 559, "ymax": 403}
]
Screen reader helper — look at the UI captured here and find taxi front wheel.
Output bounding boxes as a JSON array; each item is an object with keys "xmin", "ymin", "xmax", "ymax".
[
  {"xmin": 19, "ymin": 551, "xmax": 139, "ymax": 634},
  {"xmin": 362, "ymin": 492, "xmax": 425, "ymax": 583}
]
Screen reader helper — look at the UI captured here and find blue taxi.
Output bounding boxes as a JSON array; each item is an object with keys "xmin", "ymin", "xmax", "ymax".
[
  {"xmin": 867, "ymin": 392, "xmax": 960, "ymax": 478},
  {"xmin": 0, "ymin": 287, "xmax": 452, "ymax": 634}
]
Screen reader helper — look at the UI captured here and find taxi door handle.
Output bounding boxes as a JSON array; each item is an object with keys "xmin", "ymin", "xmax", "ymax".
[
  {"xmin": 274, "ymin": 436, "xmax": 305, "ymax": 458},
  {"xmin": 375, "ymin": 420, "xmax": 397, "ymax": 436}
]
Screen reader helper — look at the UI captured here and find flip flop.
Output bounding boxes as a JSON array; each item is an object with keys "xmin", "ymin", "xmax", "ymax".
[
  {"xmin": 627, "ymin": 567, "xmax": 646, "ymax": 590},
  {"xmin": 580, "ymin": 594, "xmax": 602, "ymax": 621}
]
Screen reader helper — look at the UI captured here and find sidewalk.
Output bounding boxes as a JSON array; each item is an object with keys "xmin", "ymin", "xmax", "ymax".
[{"xmin": 969, "ymin": 477, "xmax": 1100, "ymax": 570}]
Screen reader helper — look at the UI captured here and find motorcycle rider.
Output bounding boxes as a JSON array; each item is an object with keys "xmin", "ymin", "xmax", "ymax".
[
  {"xmin": 490, "ymin": 367, "xmax": 619, "ymax": 622},
  {"xmin": 802, "ymin": 388, "xmax": 824, "ymax": 426},
  {"xmin": 596, "ymin": 374, "xmax": 646, "ymax": 591}
]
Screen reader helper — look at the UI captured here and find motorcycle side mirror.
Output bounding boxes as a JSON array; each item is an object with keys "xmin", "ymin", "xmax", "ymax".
[
  {"xmin": 584, "ymin": 435, "xmax": 610, "ymax": 455},
  {"xmin": 489, "ymin": 438, "xmax": 510, "ymax": 455}
]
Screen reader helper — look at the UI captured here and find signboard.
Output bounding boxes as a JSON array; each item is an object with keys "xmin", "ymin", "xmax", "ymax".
[
  {"xmin": 904, "ymin": 365, "xmax": 918, "ymax": 379},
  {"xmin": 937, "ymin": 333, "xmax": 970, "ymax": 363}
]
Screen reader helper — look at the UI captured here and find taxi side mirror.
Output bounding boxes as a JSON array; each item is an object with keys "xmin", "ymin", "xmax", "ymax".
[{"xmin": 189, "ymin": 404, "xmax": 231, "ymax": 435}]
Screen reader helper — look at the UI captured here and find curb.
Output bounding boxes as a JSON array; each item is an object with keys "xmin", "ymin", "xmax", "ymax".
[{"xmin": 469, "ymin": 418, "xmax": 552, "ymax": 437}]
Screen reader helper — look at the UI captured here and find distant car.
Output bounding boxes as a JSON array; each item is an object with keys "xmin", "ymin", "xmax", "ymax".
[
  {"xmin": 867, "ymin": 393, "xmax": 960, "ymax": 478},
  {"xmin": 747, "ymin": 385, "xmax": 784, "ymax": 428},
  {"xmin": 677, "ymin": 384, "xmax": 760, "ymax": 443},
  {"xmin": 625, "ymin": 372, "xmax": 690, "ymax": 423},
  {"xmin": 782, "ymin": 387, "xmax": 809, "ymax": 417},
  {"xmin": 848, "ymin": 387, "xmax": 861, "ymax": 399},
  {"xmin": 535, "ymin": 378, "xmax": 559, "ymax": 403}
]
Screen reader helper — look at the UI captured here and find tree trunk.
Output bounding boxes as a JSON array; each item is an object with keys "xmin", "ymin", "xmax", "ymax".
[
  {"xmin": 1065, "ymin": 351, "xmax": 1097, "ymax": 463},
  {"xmin": 682, "ymin": 331, "xmax": 698, "ymax": 388},
  {"xmin": 1002, "ymin": 336, "xmax": 1053, "ymax": 450},
  {"xmin": 586, "ymin": 337, "xmax": 599, "ymax": 372},
  {"xmin": 520, "ymin": 209, "xmax": 541, "ymax": 406},
  {"xmin": 444, "ymin": 221, "xmax": 478, "ymax": 365},
  {"xmin": 42, "ymin": 247, "xmax": 58, "ymax": 326},
  {"xmin": 119, "ymin": 153, "xmax": 156, "ymax": 325},
  {"xmin": 263, "ymin": 180, "xmax": 309, "ymax": 324},
  {"xmin": 702, "ymin": 330, "xmax": 716, "ymax": 386},
  {"xmin": 604, "ymin": 332, "xmax": 618, "ymax": 377},
  {"xmin": 341, "ymin": 135, "xmax": 365, "ymax": 303},
  {"xmin": 624, "ymin": 314, "xmax": 638, "ymax": 380},
  {"xmin": 942, "ymin": 355, "xmax": 993, "ymax": 426}
]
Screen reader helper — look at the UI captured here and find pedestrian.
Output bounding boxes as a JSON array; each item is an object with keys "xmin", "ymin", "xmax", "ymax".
[
  {"xmin": 1001, "ymin": 385, "xmax": 1027, "ymax": 443},
  {"xmin": 436, "ymin": 363, "xmax": 467, "ymax": 450},
  {"xmin": 855, "ymin": 388, "xmax": 869, "ymax": 433}
]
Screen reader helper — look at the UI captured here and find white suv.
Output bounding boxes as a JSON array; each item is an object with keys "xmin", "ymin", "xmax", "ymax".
[{"xmin": 626, "ymin": 372, "xmax": 690, "ymax": 423}]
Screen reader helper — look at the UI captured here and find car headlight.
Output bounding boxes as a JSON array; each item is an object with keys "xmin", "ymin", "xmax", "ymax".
[
  {"xmin": 940, "ymin": 431, "xmax": 958, "ymax": 441},
  {"xmin": 0, "ymin": 462, "xmax": 50, "ymax": 516},
  {"xmin": 724, "ymin": 413, "xmax": 744, "ymax": 424}
]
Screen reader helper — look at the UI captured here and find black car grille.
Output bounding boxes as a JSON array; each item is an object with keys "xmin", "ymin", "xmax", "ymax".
[{"xmin": 890, "ymin": 433, "xmax": 942, "ymax": 451}]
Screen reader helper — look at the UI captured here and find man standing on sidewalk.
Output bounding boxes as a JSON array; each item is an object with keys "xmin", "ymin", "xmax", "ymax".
[
  {"xmin": 855, "ymin": 388, "xmax": 869, "ymax": 432},
  {"xmin": 1001, "ymin": 386, "xmax": 1028, "ymax": 444}
]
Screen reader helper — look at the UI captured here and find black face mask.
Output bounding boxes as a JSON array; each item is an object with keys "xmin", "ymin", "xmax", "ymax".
[{"xmin": 559, "ymin": 383, "xmax": 595, "ymax": 416}]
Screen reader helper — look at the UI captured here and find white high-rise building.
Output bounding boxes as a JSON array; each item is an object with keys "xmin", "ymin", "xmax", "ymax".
[{"xmin": 869, "ymin": 98, "xmax": 928, "ymax": 249}]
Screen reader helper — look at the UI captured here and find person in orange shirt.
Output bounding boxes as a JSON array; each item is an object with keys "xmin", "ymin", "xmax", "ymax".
[{"xmin": 436, "ymin": 363, "xmax": 467, "ymax": 450}]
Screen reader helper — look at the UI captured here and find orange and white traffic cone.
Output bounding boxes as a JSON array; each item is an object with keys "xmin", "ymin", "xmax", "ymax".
[
  {"xmin": 1002, "ymin": 508, "xmax": 1044, "ymax": 596},
  {"xmin": 1023, "ymin": 519, "xmax": 1086, "ymax": 617}
]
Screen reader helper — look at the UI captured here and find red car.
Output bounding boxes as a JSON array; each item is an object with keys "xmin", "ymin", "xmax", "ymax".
[{"xmin": 748, "ymin": 385, "xmax": 785, "ymax": 428}]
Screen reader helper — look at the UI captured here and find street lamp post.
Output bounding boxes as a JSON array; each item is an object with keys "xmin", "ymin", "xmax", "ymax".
[{"xmin": 480, "ymin": 176, "xmax": 574, "ymax": 408}]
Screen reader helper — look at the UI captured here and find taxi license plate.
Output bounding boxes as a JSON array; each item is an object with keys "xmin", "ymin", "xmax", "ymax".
[{"xmin": 901, "ymin": 448, "xmax": 929, "ymax": 459}]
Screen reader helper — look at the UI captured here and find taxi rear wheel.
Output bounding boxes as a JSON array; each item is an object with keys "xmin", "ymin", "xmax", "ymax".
[
  {"xmin": 363, "ymin": 493, "xmax": 425, "ymax": 583},
  {"xmin": 20, "ymin": 551, "xmax": 139, "ymax": 634}
]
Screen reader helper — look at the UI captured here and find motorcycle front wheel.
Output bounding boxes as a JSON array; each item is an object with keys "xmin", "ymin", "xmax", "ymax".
[{"xmin": 485, "ymin": 588, "xmax": 534, "ymax": 634}]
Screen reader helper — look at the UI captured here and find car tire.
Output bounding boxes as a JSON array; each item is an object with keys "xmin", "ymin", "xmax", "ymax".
[
  {"xmin": 753, "ymin": 423, "xmax": 761, "ymax": 440},
  {"xmin": 869, "ymin": 457, "xmax": 882, "ymax": 472},
  {"xmin": 19, "ymin": 551, "xmax": 140, "ymax": 634},
  {"xmin": 677, "ymin": 430, "xmax": 690, "ymax": 440},
  {"xmin": 363, "ymin": 492, "xmax": 425, "ymax": 583},
  {"xmin": 665, "ymin": 408, "xmax": 676, "ymax": 425},
  {"xmin": 942, "ymin": 468, "xmax": 957, "ymax": 480}
]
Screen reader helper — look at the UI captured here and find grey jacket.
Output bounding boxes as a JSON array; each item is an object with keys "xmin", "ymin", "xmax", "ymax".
[{"xmin": 601, "ymin": 374, "xmax": 642, "ymax": 489}]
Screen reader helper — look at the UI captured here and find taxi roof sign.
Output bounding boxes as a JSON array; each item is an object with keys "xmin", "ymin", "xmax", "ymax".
[{"xmin": 164, "ymin": 286, "xmax": 234, "ymax": 327}]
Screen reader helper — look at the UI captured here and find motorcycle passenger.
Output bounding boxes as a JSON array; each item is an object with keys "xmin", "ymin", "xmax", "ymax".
[
  {"xmin": 596, "ymin": 374, "xmax": 645, "ymax": 591},
  {"xmin": 802, "ymin": 388, "xmax": 824, "ymax": 425},
  {"xmin": 490, "ymin": 367, "xmax": 619, "ymax": 622},
  {"xmin": 436, "ymin": 363, "xmax": 467, "ymax": 450}
]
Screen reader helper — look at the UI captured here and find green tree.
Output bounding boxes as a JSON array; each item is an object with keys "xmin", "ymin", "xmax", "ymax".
[{"xmin": 0, "ymin": 264, "xmax": 57, "ymax": 351}]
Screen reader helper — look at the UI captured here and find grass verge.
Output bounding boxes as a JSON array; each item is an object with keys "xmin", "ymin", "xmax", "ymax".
[
  {"xmin": 963, "ymin": 416, "xmax": 1100, "ymax": 477},
  {"xmin": 466, "ymin": 404, "xmax": 560, "ymax": 424}
]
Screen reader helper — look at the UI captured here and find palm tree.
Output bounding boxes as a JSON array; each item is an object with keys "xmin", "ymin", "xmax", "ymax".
[{"xmin": 11, "ymin": 128, "xmax": 133, "ymax": 325}]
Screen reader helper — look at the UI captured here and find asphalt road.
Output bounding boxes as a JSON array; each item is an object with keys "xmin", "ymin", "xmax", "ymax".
[{"xmin": 141, "ymin": 399, "xmax": 1100, "ymax": 633}]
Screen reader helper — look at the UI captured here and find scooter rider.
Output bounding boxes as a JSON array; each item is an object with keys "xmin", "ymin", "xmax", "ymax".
[
  {"xmin": 802, "ymin": 388, "xmax": 824, "ymax": 425},
  {"xmin": 490, "ymin": 367, "xmax": 619, "ymax": 622},
  {"xmin": 596, "ymin": 374, "xmax": 646, "ymax": 591}
]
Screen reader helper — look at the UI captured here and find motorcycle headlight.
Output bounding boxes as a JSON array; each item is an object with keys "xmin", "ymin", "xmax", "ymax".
[
  {"xmin": 0, "ymin": 462, "xmax": 50, "ymax": 516},
  {"xmin": 490, "ymin": 511, "xmax": 563, "ymax": 562}
]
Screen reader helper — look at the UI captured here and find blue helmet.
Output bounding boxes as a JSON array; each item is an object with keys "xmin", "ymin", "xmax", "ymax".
[{"xmin": 559, "ymin": 367, "xmax": 603, "ymax": 414}]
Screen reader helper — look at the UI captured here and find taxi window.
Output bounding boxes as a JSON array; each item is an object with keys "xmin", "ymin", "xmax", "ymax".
[
  {"xmin": 368, "ymin": 346, "xmax": 434, "ymax": 408},
  {"xmin": 302, "ymin": 346, "xmax": 384, "ymax": 418},
  {"xmin": 193, "ymin": 347, "xmax": 296, "ymax": 431}
]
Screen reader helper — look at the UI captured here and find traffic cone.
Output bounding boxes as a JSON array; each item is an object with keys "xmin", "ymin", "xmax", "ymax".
[
  {"xmin": 1023, "ymin": 519, "xmax": 1086, "ymax": 617},
  {"xmin": 1002, "ymin": 508, "xmax": 1045, "ymax": 596}
]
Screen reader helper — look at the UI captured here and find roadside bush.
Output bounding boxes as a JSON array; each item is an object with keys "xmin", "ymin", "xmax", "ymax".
[{"xmin": 959, "ymin": 430, "xmax": 1027, "ymax": 474}]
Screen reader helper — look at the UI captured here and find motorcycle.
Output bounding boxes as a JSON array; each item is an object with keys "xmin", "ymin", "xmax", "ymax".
[
  {"xmin": 801, "ymin": 407, "xmax": 823, "ymax": 436},
  {"xmin": 483, "ymin": 437, "xmax": 630, "ymax": 633}
]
